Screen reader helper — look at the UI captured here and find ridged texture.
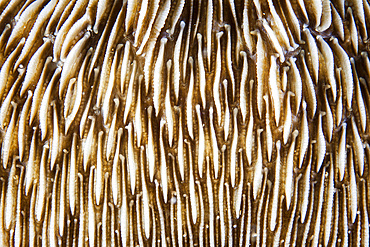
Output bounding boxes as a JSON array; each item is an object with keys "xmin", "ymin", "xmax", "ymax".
[{"xmin": 0, "ymin": 0, "xmax": 370, "ymax": 246}]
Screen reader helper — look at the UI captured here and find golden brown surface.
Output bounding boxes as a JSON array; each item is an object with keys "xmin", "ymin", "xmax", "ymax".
[{"xmin": 0, "ymin": 0, "xmax": 370, "ymax": 246}]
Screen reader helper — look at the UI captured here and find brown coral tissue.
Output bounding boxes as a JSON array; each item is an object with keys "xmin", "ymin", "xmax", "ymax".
[{"xmin": 1, "ymin": 0, "xmax": 370, "ymax": 246}]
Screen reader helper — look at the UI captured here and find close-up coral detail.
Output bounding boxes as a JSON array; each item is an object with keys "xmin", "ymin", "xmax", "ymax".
[{"xmin": 0, "ymin": 0, "xmax": 370, "ymax": 246}]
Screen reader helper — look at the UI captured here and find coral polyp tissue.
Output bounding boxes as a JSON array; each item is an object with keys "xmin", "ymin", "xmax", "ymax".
[{"xmin": 1, "ymin": 0, "xmax": 370, "ymax": 246}]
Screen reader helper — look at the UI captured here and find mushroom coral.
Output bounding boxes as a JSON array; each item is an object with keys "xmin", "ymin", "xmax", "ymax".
[{"xmin": 0, "ymin": 0, "xmax": 369, "ymax": 246}]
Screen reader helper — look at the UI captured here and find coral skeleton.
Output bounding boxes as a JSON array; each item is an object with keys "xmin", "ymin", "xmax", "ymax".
[{"xmin": 0, "ymin": 0, "xmax": 370, "ymax": 246}]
